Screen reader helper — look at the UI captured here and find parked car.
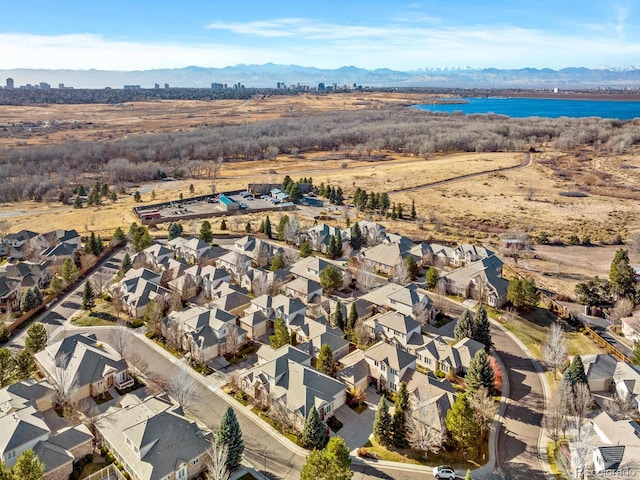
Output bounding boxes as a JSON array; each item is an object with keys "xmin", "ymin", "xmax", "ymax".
[{"xmin": 433, "ymin": 466, "xmax": 456, "ymax": 479}]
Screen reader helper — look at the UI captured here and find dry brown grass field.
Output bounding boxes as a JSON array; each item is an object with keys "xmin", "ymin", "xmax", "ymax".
[{"xmin": 1, "ymin": 93, "xmax": 639, "ymax": 298}]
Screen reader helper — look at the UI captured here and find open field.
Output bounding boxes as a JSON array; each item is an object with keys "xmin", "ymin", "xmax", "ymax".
[
  {"xmin": 1, "ymin": 93, "xmax": 640, "ymax": 301},
  {"xmin": 0, "ymin": 92, "xmax": 426, "ymax": 148}
]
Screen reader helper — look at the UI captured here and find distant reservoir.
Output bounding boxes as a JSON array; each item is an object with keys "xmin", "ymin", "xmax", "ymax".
[{"xmin": 413, "ymin": 97, "xmax": 640, "ymax": 119}]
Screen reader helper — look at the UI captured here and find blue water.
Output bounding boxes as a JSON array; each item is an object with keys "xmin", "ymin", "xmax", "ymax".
[{"xmin": 413, "ymin": 97, "xmax": 640, "ymax": 119}]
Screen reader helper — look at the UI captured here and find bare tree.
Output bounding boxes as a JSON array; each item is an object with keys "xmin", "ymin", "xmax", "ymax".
[
  {"xmin": 209, "ymin": 157, "xmax": 224, "ymax": 195},
  {"xmin": 352, "ymin": 318, "xmax": 373, "ymax": 348},
  {"xmin": 609, "ymin": 298, "xmax": 634, "ymax": 325},
  {"xmin": 341, "ymin": 268, "xmax": 353, "ymax": 290},
  {"xmin": 269, "ymin": 394, "xmax": 298, "ymax": 433},
  {"xmin": 283, "ymin": 216, "xmax": 301, "ymax": 244},
  {"xmin": 468, "ymin": 386, "xmax": 497, "ymax": 438},
  {"xmin": 0, "ymin": 220, "xmax": 9, "ymax": 240},
  {"xmin": 604, "ymin": 391, "xmax": 638, "ymax": 420},
  {"xmin": 500, "ymin": 230, "xmax": 530, "ymax": 267},
  {"xmin": 110, "ymin": 320, "xmax": 132, "ymax": 359},
  {"xmin": 92, "ymin": 272, "xmax": 110, "ymax": 296},
  {"xmin": 144, "ymin": 299, "xmax": 164, "ymax": 338},
  {"xmin": 407, "ymin": 400, "xmax": 447, "ymax": 457},
  {"xmin": 572, "ymin": 383, "xmax": 593, "ymax": 441},
  {"xmin": 127, "ymin": 351, "xmax": 149, "ymax": 377},
  {"xmin": 364, "ymin": 224, "xmax": 386, "ymax": 247},
  {"xmin": 393, "ymin": 258, "xmax": 411, "ymax": 285},
  {"xmin": 251, "ymin": 272, "xmax": 271, "ymax": 297},
  {"xmin": 542, "ymin": 323, "xmax": 568, "ymax": 379},
  {"xmin": 355, "ymin": 261, "xmax": 377, "ymax": 293},
  {"xmin": 164, "ymin": 316, "xmax": 183, "ymax": 351},
  {"xmin": 167, "ymin": 291, "xmax": 183, "ymax": 314},
  {"xmin": 205, "ymin": 439, "xmax": 230, "ymax": 480},
  {"xmin": 224, "ymin": 325, "xmax": 242, "ymax": 357},
  {"xmin": 51, "ymin": 353, "xmax": 79, "ymax": 415},
  {"xmin": 542, "ymin": 389, "xmax": 569, "ymax": 443},
  {"xmin": 80, "ymin": 252, "xmax": 98, "ymax": 271},
  {"xmin": 166, "ymin": 367, "xmax": 199, "ymax": 410}
]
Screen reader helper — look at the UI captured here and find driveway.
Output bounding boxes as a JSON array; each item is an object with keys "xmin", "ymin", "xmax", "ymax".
[{"xmin": 333, "ymin": 404, "xmax": 375, "ymax": 452}]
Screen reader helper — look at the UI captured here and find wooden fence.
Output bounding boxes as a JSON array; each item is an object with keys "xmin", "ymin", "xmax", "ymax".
[{"xmin": 583, "ymin": 324, "xmax": 631, "ymax": 363}]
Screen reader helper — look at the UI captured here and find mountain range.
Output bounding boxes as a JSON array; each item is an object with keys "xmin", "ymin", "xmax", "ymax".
[{"xmin": 3, "ymin": 64, "xmax": 640, "ymax": 89}]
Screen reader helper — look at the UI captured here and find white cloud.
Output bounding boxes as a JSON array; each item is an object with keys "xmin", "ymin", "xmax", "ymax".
[{"xmin": 2, "ymin": 19, "xmax": 640, "ymax": 72}]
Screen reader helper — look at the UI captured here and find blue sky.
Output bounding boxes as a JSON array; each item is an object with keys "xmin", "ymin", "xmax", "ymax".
[{"xmin": 0, "ymin": 0, "xmax": 638, "ymax": 70}]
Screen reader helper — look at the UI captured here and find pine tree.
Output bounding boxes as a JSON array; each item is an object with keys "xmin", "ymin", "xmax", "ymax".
[
  {"xmin": 220, "ymin": 218, "xmax": 227, "ymax": 231},
  {"xmin": 404, "ymin": 255, "xmax": 419, "ymax": 281},
  {"xmin": 245, "ymin": 222, "xmax": 252, "ymax": 233},
  {"xmin": 302, "ymin": 406, "xmax": 327, "ymax": 450},
  {"xmin": 568, "ymin": 355, "xmax": 588, "ymax": 386},
  {"xmin": 20, "ymin": 288, "xmax": 38, "ymax": 313},
  {"xmin": 317, "ymin": 344, "xmax": 334, "ymax": 376},
  {"xmin": 25, "ymin": 324, "xmax": 47, "ymax": 354},
  {"xmin": 258, "ymin": 219, "xmax": 265, "ymax": 234},
  {"xmin": 269, "ymin": 317, "xmax": 290, "ymax": 349},
  {"xmin": 426, "ymin": 266, "xmax": 439, "ymax": 289},
  {"xmin": 454, "ymin": 309, "xmax": 474, "ymax": 341},
  {"xmin": 347, "ymin": 303, "xmax": 358, "ymax": 331},
  {"xmin": 350, "ymin": 222, "xmax": 363, "ymax": 249},
  {"xmin": 300, "ymin": 241, "xmax": 313, "ymax": 258},
  {"xmin": 609, "ymin": 248, "xmax": 636, "ymax": 299},
  {"xmin": 270, "ymin": 254, "xmax": 285, "ymax": 271},
  {"xmin": 397, "ymin": 203, "xmax": 403, "ymax": 220},
  {"xmin": 465, "ymin": 350, "xmax": 495, "ymax": 395},
  {"xmin": 12, "ymin": 449, "xmax": 46, "ymax": 480},
  {"xmin": 411, "ymin": 199, "xmax": 416, "ymax": 220},
  {"xmin": 61, "ymin": 258, "xmax": 78, "ymax": 285},
  {"xmin": 632, "ymin": 342, "xmax": 640, "ymax": 366},
  {"xmin": 474, "ymin": 304, "xmax": 493, "ymax": 352},
  {"xmin": 333, "ymin": 301, "xmax": 344, "ymax": 330},
  {"xmin": 189, "ymin": 183, "xmax": 195, "ymax": 193},
  {"xmin": 300, "ymin": 437, "xmax": 352, "ymax": 480},
  {"xmin": 133, "ymin": 190, "xmax": 141, "ymax": 202},
  {"xmin": 0, "ymin": 348, "xmax": 14, "ymax": 388},
  {"xmin": 327, "ymin": 235, "xmax": 338, "ymax": 259},
  {"xmin": 120, "ymin": 253, "xmax": 132, "ymax": 275},
  {"xmin": 391, "ymin": 382, "xmax": 409, "ymax": 447},
  {"xmin": 445, "ymin": 394, "xmax": 481, "ymax": 453},
  {"xmin": 72, "ymin": 195, "xmax": 82, "ymax": 209},
  {"xmin": 373, "ymin": 397, "xmax": 392, "ymax": 446},
  {"xmin": 391, "ymin": 203, "xmax": 397, "ymax": 220},
  {"xmin": 200, "ymin": 220, "xmax": 213, "ymax": 243},
  {"xmin": 82, "ymin": 281, "xmax": 95, "ymax": 311},
  {"xmin": 333, "ymin": 233, "xmax": 343, "ymax": 258},
  {"xmin": 48, "ymin": 275, "xmax": 64, "ymax": 295},
  {"xmin": 112, "ymin": 226, "xmax": 126, "ymax": 246},
  {"xmin": 278, "ymin": 215, "xmax": 289, "ymax": 241},
  {"xmin": 217, "ymin": 407, "xmax": 244, "ymax": 472},
  {"xmin": 264, "ymin": 216, "xmax": 272, "ymax": 239},
  {"xmin": 14, "ymin": 349, "xmax": 35, "ymax": 380},
  {"xmin": 168, "ymin": 222, "xmax": 183, "ymax": 240}
]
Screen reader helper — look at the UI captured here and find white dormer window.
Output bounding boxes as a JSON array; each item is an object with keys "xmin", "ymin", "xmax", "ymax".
[{"xmin": 176, "ymin": 465, "xmax": 187, "ymax": 479}]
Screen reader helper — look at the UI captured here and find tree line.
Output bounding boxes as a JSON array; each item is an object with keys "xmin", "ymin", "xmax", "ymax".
[{"xmin": 1, "ymin": 107, "xmax": 640, "ymax": 202}]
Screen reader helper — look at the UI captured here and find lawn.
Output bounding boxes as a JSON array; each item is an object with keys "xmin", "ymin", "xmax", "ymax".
[
  {"xmin": 362, "ymin": 437, "xmax": 488, "ymax": 469},
  {"xmin": 71, "ymin": 300, "xmax": 120, "ymax": 326}
]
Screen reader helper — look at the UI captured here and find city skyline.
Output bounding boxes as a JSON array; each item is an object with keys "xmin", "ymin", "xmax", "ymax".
[{"xmin": 0, "ymin": 1, "xmax": 639, "ymax": 71}]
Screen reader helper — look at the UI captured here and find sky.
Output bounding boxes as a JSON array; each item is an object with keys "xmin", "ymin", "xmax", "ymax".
[{"xmin": 0, "ymin": 0, "xmax": 638, "ymax": 71}]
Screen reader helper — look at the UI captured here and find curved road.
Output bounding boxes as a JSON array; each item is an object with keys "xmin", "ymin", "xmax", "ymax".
[{"xmin": 492, "ymin": 325, "xmax": 546, "ymax": 480}]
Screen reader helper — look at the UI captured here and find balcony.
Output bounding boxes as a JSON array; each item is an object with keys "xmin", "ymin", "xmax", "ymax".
[{"xmin": 115, "ymin": 373, "xmax": 134, "ymax": 390}]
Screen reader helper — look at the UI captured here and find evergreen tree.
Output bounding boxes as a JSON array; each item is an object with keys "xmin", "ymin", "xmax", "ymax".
[
  {"xmin": 335, "ymin": 187, "xmax": 344, "ymax": 205},
  {"xmin": 319, "ymin": 266, "xmax": 342, "ymax": 295},
  {"xmin": 269, "ymin": 317, "xmax": 290, "ymax": 349},
  {"xmin": 397, "ymin": 203, "xmax": 404, "ymax": 220},
  {"xmin": 200, "ymin": 220, "xmax": 213, "ymax": 243},
  {"xmin": 112, "ymin": 227, "xmax": 126, "ymax": 246},
  {"xmin": 373, "ymin": 397, "xmax": 392, "ymax": 446},
  {"xmin": 282, "ymin": 175, "xmax": 292, "ymax": 192},
  {"xmin": 189, "ymin": 183, "xmax": 195, "ymax": 193},
  {"xmin": 474, "ymin": 304, "xmax": 493, "ymax": 352},
  {"xmin": 258, "ymin": 219, "xmax": 265, "ymax": 234},
  {"xmin": 220, "ymin": 218, "xmax": 227, "ymax": 231},
  {"xmin": 217, "ymin": 407, "xmax": 244, "ymax": 472},
  {"xmin": 110, "ymin": 191, "xmax": 118, "ymax": 202},
  {"xmin": 12, "ymin": 449, "xmax": 46, "ymax": 480},
  {"xmin": 350, "ymin": 222, "xmax": 363, "ymax": 250},
  {"xmin": 632, "ymin": 342, "xmax": 640, "ymax": 366},
  {"xmin": 48, "ymin": 275, "xmax": 64, "ymax": 295},
  {"xmin": 391, "ymin": 203, "xmax": 397, "ymax": 220},
  {"xmin": 465, "ymin": 350, "xmax": 495, "ymax": 395},
  {"xmin": 426, "ymin": 266, "xmax": 439, "ymax": 289},
  {"xmin": 133, "ymin": 190, "xmax": 141, "ymax": 202},
  {"xmin": 0, "ymin": 348, "xmax": 14, "ymax": 388},
  {"xmin": 121, "ymin": 253, "xmax": 132, "ymax": 275},
  {"xmin": 445, "ymin": 394, "xmax": 481, "ymax": 453},
  {"xmin": 609, "ymin": 248, "xmax": 636, "ymax": 299},
  {"xmin": 290, "ymin": 330, "xmax": 298, "ymax": 346},
  {"xmin": 302, "ymin": 406, "xmax": 328, "ymax": 450},
  {"xmin": 20, "ymin": 288, "xmax": 39, "ymax": 313},
  {"xmin": 454, "ymin": 309, "xmax": 474, "ymax": 341},
  {"xmin": 327, "ymin": 235, "xmax": 338, "ymax": 259},
  {"xmin": 333, "ymin": 233, "xmax": 343, "ymax": 258},
  {"xmin": 264, "ymin": 216, "xmax": 272, "ymax": 239},
  {"xmin": 404, "ymin": 255, "xmax": 419, "ymax": 281},
  {"xmin": 72, "ymin": 195, "xmax": 82, "ymax": 209},
  {"xmin": 411, "ymin": 199, "xmax": 416, "ymax": 220},
  {"xmin": 347, "ymin": 303, "xmax": 358, "ymax": 331},
  {"xmin": 61, "ymin": 258, "xmax": 78, "ymax": 285},
  {"xmin": 566, "ymin": 355, "xmax": 588, "ymax": 386},
  {"xmin": 81, "ymin": 281, "xmax": 95, "ymax": 311},
  {"xmin": 25, "ymin": 324, "xmax": 47, "ymax": 354},
  {"xmin": 278, "ymin": 215, "xmax": 289, "ymax": 241},
  {"xmin": 507, "ymin": 277, "xmax": 540, "ymax": 310},
  {"xmin": 289, "ymin": 182, "xmax": 303, "ymax": 203},
  {"xmin": 299, "ymin": 241, "xmax": 313, "ymax": 258},
  {"xmin": 333, "ymin": 301, "xmax": 345, "ymax": 330},
  {"xmin": 270, "ymin": 254, "xmax": 285, "ymax": 271},
  {"xmin": 130, "ymin": 225, "xmax": 153, "ymax": 252},
  {"xmin": 391, "ymin": 382, "xmax": 409, "ymax": 448},
  {"xmin": 14, "ymin": 349, "xmax": 35, "ymax": 380},
  {"xmin": 317, "ymin": 344, "xmax": 334, "ymax": 376},
  {"xmin": 245, "ymin": 222, "xmax": 252, "ymax": 233},
  {"xmin": 300, "ymin": 436, "xmax": 352, "ymax": 480},
  {"xmin": 168, "ymin": 222, "xmax": 183, "ymax": 241}
]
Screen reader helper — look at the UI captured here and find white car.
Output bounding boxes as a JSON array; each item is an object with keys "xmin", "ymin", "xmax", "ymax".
[{"xmin": 433, "ymin": 465, "xmax": 456, "ymax": 479}]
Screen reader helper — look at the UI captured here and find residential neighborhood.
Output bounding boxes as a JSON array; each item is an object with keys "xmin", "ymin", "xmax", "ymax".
[{"xmin": 0, "ymin": 207, "xmax": 638, "ymax": 480}]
